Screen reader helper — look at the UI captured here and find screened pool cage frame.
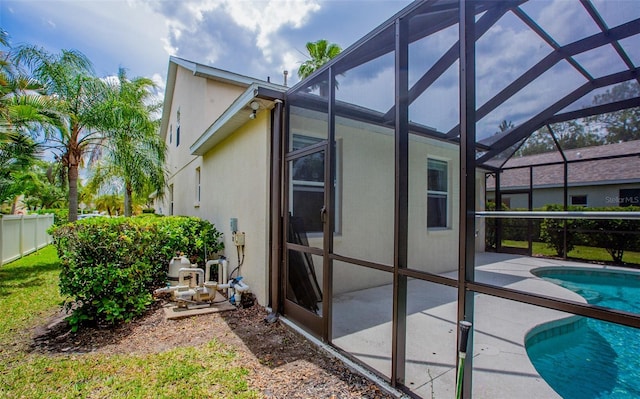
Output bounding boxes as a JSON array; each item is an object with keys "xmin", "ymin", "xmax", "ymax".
[{"xmin": 266, "ymin": 1, "xmax": 640, "ymax": 397}]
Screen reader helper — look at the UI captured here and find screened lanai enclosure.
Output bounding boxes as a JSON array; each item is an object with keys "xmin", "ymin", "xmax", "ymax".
[{"xmin": 275, "ymin": 1, "xmax": 640, "ymax": 398}]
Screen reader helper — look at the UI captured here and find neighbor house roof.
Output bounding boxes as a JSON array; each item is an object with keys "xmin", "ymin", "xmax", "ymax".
[
  {"xmin": 486, "ymin": 140, "xmax": 640, "ymax": 190},
  {"xmin": 159, "ymin": 56, "xmax": 286, "ymax": 149}
]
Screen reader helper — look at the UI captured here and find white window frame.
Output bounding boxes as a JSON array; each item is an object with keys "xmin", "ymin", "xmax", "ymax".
[
  {"xmin": 176, "ymin": 108, "xmax": 181, "ymax": 147},
  {"xmin": 427, "ymin": 158, "xmax": 449, "ymax": 229},
  {"xmin": 169, "ymin": 184, "xmax": 174, "ymax": 215},
  {"xmin": 195, "ymin": 167, "xmax": 201, "ymax": 207}
]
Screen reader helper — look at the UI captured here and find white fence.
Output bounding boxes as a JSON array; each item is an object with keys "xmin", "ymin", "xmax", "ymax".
[{"xmin": 0, "ymin": 214, "xmax": 55, "ymax": 266}]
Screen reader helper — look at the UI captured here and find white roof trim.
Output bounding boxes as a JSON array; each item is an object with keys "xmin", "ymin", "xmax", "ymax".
[{"xmin": 159, "ymin": 56, "xmax": 285, "ymax": 143}]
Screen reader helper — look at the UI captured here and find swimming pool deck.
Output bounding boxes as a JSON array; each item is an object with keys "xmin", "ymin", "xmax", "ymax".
[{"xmin": 327, "ymin": 253, "xmax": 610, "ymax": 399}]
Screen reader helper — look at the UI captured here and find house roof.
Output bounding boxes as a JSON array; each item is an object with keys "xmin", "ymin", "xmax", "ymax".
[
  {"xmin": 159, "ymin": 56, "xmax": 286, "ymax": 145},
  {"xmin": 487, "ymin": 140, "xmax": 640, "ymax": 190}
]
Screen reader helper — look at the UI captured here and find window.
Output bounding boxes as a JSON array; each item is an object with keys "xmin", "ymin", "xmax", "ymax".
[
  {"xmin": 570, "ymin": 195, "xmax": 587, "ymax": 206},
  {"xmin": 169, "ymin": 184, "xmax": 174, "ymax": 215},
  {"xmin": 176, "ymin": 108, "xmax": 181, "ymax": 147},
  {"xmin": 427, "ymin": 158, "xmax": 448, "ymax": 228},
  {"xmin": 169, "ymin": 124, "xmax": 172, "ymax": 144},
  {"xmin": 195, "ymin": 167, "xmax": 201, "ymax": 206},
  {"xmin": 289, "ymin": 134, "xmax": 341, "ymax": 234},
  {"xmin": 291, "ymin": 135, "xmax": 324, "ymax": 233},
  {"xmin": 618, "ymin": 189, "xmax": 640, "ymax": 207}
]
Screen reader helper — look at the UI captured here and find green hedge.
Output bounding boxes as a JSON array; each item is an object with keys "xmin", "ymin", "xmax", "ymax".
[
  {"xmin": 52, "ymin": 216, "xmax": 223, "ymax": 330},
  {"xmin": 35, "ymin": 208, "xmax": 69, "ymax": 226},
  {"xmin": 539, "ymin": 206, "xmax": 640, "ymax": 264}
]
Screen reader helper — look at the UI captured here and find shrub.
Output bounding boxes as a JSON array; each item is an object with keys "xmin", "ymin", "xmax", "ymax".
[
  {"xmin": 539, "ymin": 205, "xmax": 640, "ymax": 263},
  {"xmin": 539, "ymin": 204, "xmax": 586, "ymax": 257},
  {"xmin": 35, "ymin": 208, "xmax": 69, "ymax": 227},
  {"xmin": 582, "ymin": 206, "xmax": 640, "ymax": 264},
  {"xmin": 52, "ymin": 216, "xmax": 223, "ymax": 330}
]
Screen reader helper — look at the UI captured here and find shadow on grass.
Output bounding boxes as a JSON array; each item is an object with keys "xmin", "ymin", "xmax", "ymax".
[{"xmin": 0, "ymin": 260, "xmax": 60, "ymax": 297}]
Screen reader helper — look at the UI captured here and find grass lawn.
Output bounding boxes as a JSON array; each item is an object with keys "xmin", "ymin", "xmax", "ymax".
[
  {"xmin": 501, "ymin": 240, "xmax": 640, "ymax": 266},
  {"xmin": 0, "ymin": 246, "xmax": 258, "ymax": 399}
]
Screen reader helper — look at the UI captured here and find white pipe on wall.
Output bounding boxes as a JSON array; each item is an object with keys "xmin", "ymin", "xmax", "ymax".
[{"xmin": 205, "ymin": 259, "xmax": 228, "ymax": 285}]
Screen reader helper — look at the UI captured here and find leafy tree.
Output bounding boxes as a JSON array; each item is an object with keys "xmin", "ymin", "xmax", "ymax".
[
  {"xmin": 0, "ymin": 132, "xmax": 38, "ymax": 207},
  {"xmin": 19, "ymin": 160, "xmax": 67, "ymax": 210},
  {"xmin": 297, "ymin": 39, "xmax": 342, "ymax": 80},
  {"xmin": 0, "ymin": 29, "xmax": 54, "ymax": 210},
  {"xmin": 516, "ymin": 121, "xmax": 603, "ymax": 157},
  {"xmin": 88, "ymin": 68, "xmax": 166, "ymax": 217},
  {"xmin": 14, "ymin": 45, "xmax": 109, "ymax": 222},
  {"xmin": 590, "ymin": 81, "xmax": 640, "ymax": 143}
]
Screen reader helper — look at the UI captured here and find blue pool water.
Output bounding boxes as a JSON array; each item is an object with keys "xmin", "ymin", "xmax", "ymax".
[{"xmin": 526, "ymin": 267, "xmax": 640, "ymax": 399}]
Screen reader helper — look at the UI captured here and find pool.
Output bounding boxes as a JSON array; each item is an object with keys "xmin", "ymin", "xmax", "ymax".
[{"xmin": 526, "ymin": 267, "xmax": 640, "ymax": 399}]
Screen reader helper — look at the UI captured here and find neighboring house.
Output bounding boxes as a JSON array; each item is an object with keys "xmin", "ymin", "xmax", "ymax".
[
  {"xmin": 155, "ymin": 56, "xmax": 484, "ymax": 308},
  {"xmin": 486, "ymin": 140, "xmax": 640, "ymax": 209}
]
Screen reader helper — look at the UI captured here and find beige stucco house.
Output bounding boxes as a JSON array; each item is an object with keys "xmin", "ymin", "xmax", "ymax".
[
  {"xmin": 156, "ymin": 56, "xmax": 287, "ymax": 305},
  {"xmin": 156, "ymin": 56, "xmax": 483, "ymax": 309},
  {"xmin": 154, "ymin": 1, "xmax": 640, "ymax": 396}
]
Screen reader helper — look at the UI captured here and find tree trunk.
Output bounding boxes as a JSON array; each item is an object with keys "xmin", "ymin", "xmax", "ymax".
[
  {"xmin": 124, "ymin": 182, "xmax": 133, "ymax": 217},
  {"xmin": 68, "ymin": 162, "xmax": 79, "ymax": 222}
]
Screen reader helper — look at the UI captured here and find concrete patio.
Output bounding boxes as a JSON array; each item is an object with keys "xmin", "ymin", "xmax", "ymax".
[{"xmin": 330, "ymin": 252, "xmax": 597, "ymax": 398}]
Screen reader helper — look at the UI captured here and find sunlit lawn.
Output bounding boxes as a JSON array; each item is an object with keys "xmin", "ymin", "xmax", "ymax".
[
  {"xmin": 0, "ymin": 247, "xmax": 258, "ymax": 399},
  {"xmin": 501, "ymin": 240, "xmax": 640, "ymax": 266}
]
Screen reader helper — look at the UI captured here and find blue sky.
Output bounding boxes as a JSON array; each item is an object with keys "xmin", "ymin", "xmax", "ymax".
[
  {"xmin": 1, "ymin": 0, "xmax": 412, "ymax": 92},
  {"xmin": 2, "ymin": 0, "xmax": 639, "ymax": 140}
]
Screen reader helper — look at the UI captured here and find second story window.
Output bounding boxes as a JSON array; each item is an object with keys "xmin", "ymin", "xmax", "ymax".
[
  {"xmin": 176, "ymin": 108, "xmax": 181, "ymax": 147},
  {"xmin": 195, "ymin": 167, "xmax": 201, "ymax": 205}
]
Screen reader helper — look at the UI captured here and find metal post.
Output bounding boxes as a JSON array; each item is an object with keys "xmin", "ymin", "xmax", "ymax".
[
  {"xmin": 324, "ymin": 66, "xmax": 336, "ymax": 342},
  {"xmin": 458, "ymin": 1, "xmax": 477, "ymax": 397},
  {"xmin": 270, "ymin": 99, "xmax": 284, "ymax": 315},
  {"xmin": 528, "ymin": 166, "xmax": 533, "ymax": 256},
  {"xmin": 496, "ymin": 172, "xmax": 502, "ymax": 252},
  {"xmin": 392, "ymin": 15, "xmax": 409, "ymax": 387}
]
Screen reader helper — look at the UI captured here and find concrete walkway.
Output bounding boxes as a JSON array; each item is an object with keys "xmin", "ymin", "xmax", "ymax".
[{"xmin": 331, "ymin": 253, "xmax": 598, "ymax": 399}]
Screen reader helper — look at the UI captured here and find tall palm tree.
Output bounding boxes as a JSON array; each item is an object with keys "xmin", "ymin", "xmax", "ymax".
[
  {"xmin": 88, "ymin": 68, "xmax": 166, "ymax": 217},
  {"xmin": 14, "ymin": 45, "xmax": 109, "ymax": 221},
  {"xmin": 0, "ymin": 29, "xmax": 51, "ymax": 210},
  {"xmin": 297, "ymin": 39, "xmax": 342, "ymax": 80}
]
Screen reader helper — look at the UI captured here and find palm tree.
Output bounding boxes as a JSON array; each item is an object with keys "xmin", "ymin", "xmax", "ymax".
[
  {"xmin": 88, "ymin": 68, "xmax": 166, "ymax": 217},
  {"xmin": 14, "ymin": 45, "xmax": 109, "ymax": 221},
  {"xmin": 297, "ymin": 39, "xmax": 342, "ymax": 80},
  {"xmin": 94, "ymin": 193, "xmax": 123, "ymax": 216},
  {"xmin": 0, "ymin": 132, "xmax": 38, "ymax": 206},
  {"xmin": 0, "ymin": 29, "xmax": 49, "ymax": 210}
]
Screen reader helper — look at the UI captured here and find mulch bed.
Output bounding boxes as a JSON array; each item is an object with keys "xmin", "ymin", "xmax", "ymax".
[{"xmin": 30, "ymin": 300, "xmax": 400, "ymax": 398}]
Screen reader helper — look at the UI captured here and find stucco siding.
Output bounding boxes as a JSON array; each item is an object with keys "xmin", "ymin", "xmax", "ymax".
[
  {"xmin": 164, "ymin": 66, "xmax": 246, "ymax": 182},
  {"xmin": 198, "ymin": 111, "xmax": 271, "ymax": 305},
  {"xmin": 314, "ymin": 121, "xmax": 464, "ymax": 295}
]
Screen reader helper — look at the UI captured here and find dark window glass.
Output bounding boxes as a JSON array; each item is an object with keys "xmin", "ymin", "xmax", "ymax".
[
  {"xmin": 427, "ymin": 159, "xmax": 448, "ymax": 228},
  {"xmin": 570, "ymin": 195, "xmax": 587, "ymax": 206}
]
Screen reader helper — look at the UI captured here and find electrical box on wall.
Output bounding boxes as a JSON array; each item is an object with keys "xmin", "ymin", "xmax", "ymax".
[
  {"xmin": 233, "ymin": 232, "xmax": 245, "ymax": 246},
  {"xmin": 230, "ymin": 218, "xmax": 238, "ymax": 232}
]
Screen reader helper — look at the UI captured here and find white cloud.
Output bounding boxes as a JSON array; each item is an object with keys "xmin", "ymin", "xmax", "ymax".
[
  {"xmin": 145, "ymin": 0, "xmax": 321, "ymax": 77},
  {"xmin": 223, "ymin": 0, "xmax": 320, "ymax": 62}
]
